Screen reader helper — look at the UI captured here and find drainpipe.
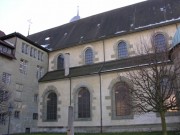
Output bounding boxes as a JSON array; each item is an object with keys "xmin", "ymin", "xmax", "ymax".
[
  {"xmin": 98, "ymin": 40, "xmax": 105, "ymax": 133},
  {"xmin": 69, "ymin": 77, "xmax": 72, "ymax": 106},
  {"xmin": 99, "ymin": 73, "xmax": 102, "ymax": 133}
]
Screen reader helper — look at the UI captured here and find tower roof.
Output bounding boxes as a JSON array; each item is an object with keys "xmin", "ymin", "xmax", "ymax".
[{"xmin": 70, "ymin": 6, "xmax": 80, "ymax": 22}]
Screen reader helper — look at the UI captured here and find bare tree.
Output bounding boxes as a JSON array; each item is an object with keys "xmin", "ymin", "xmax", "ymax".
[
  {"xmin": 0, "ymin": 81, "xmax": 11, "ymax": 125},
  {"xmin": 127, "ymin": 44, "xmax": 180, "ymax": 135}
]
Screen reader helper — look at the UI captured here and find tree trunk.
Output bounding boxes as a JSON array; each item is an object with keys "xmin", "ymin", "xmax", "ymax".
[{"xmin": 160, "ymin": 111, "xmax": 167, "ymax": 135}]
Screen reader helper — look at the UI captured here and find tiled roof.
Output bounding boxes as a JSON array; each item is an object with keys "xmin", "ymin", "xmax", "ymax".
[
  {"xmin": 28, "ymin": 0, "xmax": 180, "ymax": 51},
  {"xmin": 39, "ymin": 53, "xmax": 171, "ymax": 82}
]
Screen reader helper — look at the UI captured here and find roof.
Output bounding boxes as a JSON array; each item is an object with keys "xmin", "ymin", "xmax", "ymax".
[
  {"xmin": 70, "ymin": 15, "xmax": 80, "ymax": 22},
  {"xmin": 0, "ymin": 32, "xmax": 49, "ymax": 52},
  {"xmin": 172, "ymin": 26, "xmax": 180, "ymax": 47},
  {"xmin": 0, "ymin": 40, "xmax": 16, "ymax": 59},
  {"xmin": 169, "ymin": 26, "xmax": 180, "ymax": 58},
  {"xmin": 28, "ymin": 0, "xmax": 180, "ymax": 51},
  {"xmin": 0, "ymin": 30, "xmax": 5, "ymax": 37},
  {"xmin": 39, "ymin": 53, "xmax": 171, "ymax": 82},
  {"xmin": 0, "ymin": 40, "xmax": 15, "ymax": 49}
]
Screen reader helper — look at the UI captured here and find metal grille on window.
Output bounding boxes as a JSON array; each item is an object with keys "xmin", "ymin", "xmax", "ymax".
[
  {"xmin": 34, "ymin": 49, "xmax": 37, "ymax": 58},
  {"xmin": 118, "ymin": 42, "xmax": 128, "ymax": 58},
  {"xmin": 30, "ymin": 47, "xmax": 34, "ymax": 57},
  {"xmin": 78, "ymin": 88, "xmax": 90, "ymax": 118},
  {"xmin": 115, "ymin": 82, "xmax": 131, "ymax": 116},
  {"xmin": 47, "ymin": 92, "xmax": 57, "ymax": 121},
  {"xmin": 57, "ymin": 55, "xmax": 64, "ymax": 70},
  {"xmin": 154, "ymin": 34, "xmax": 166, "ymax": 52},
  {"xmin": 22, "ymin": 43, "xmax": 25, "ymax": 53},
  {"xmin": 14, "ymin": 111, "xmax": 20, "ymax": 118},
  {"xmin": 85, "ymin": 48, "xmax": 93, "ymax": 64},
  {"xmin": 33, "ymin": 113, "xmax": 38, "ymax": 120},
  {"xmin": 0, "ymin": 113, "xmax": 6, "ymax": 125},
  {"xmin": 2, "ymin": 72, "xmax": 11, "ymax": 84},
  {"xmin": 36, "ymin": 66, "xmax": 43, "ymax": 79},
  {"xmin": 20, "ymin": 59, "xmax": 28, "ymax": 74}
]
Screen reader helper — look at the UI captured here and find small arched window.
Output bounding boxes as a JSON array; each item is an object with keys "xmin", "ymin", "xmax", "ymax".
[
  {"xmin": 85, "ymin": 48, "xmax": 93, "ymax": 64},
  {"xmin": 57, "ymin": 55, "xmax": 64, "ymax": 70},
  {"xmin": 114, "ymin": 82, "xmax": 131, "ymax": 116},
  {"xmin": 154, "ymin": 34, "xmax": 167, "ymax": 52},
  {"xmin": 78, "ymin": 87, "xmax": 90, "ymax": 118},
  {"xmin": 118, "ymin": 41, "xmax": 128, "ymax": 58},
  {"xmin": 46, "ymin": 92, "xmax": 57, "ymax": 121}
]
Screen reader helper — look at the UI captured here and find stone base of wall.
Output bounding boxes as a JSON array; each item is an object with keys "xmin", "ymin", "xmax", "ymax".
[
  {"xmin": 101, "ymin": 123, "xmax": 180, "ymax": 133},
  {"xmin": 2, "ymin": 123, "xmax": 179, "ymax": 134},
  {"xmin": 73, "ymin": 123, "xmax": 180, "ymax": 133},
  {"xmin": 33, "ymin": 123, "xmax": 180, "ymax": 133}
]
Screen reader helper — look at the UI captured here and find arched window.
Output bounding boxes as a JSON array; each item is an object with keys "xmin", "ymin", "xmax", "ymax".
[
  {"xmin": 57, "ymin": 55, "xmax": 64, "ymax": 70},
  {"xmin": 160, "ymin": 76, "xmax": 178, "ymax": 112},
  {"xmin": 78, "ymin": 87, "xmax": 90, "ymax": 118},
  {"xmin": 47, "ymin": 92, "xmax": 57, "ymax": 121},
  {"xmin": 118, "ymin": 41, "xmax": 128, "ymax": 58},
  {"xmin": 85, "ymin": 48, "xmax": 93, "ymax": 64},
  {"xmin": 154, "ymin": 34, "xmax": 167, "ymax": 52},
  {"xmin": 114, "ymin": 82, "xmax": 131, "ymax": 116}
]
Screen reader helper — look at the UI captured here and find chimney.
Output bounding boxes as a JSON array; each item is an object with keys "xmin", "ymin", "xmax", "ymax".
[{"xmin": 64, "ymin": 53, "xmax": 70, "ymax": 76}]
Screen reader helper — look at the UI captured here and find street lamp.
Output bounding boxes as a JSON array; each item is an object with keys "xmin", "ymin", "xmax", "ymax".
[{"xmin": 7, "ymin": 103, "xmax": 13, "ymax": 135}]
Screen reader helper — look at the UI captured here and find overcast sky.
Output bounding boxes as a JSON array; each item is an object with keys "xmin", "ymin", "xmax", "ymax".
[{"xmin": 0, "ymin": 0, "xmax": 146, "ymax": 36}]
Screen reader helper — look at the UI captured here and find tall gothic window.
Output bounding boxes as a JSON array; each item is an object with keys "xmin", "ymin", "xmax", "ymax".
[
  {"xmin": 154, "ymin": 34, "xmax": 167, "ymax": 52},
  {"xmin": 114, "ymin": 82, "xmax": 131, "ymax": 116},
  {"xmin": 85, "ymin": 48, "xmax": 93, "ymax": 64},
  {"xmin": 118, "ymin": 41, "xmax": 128, "ymax": 58},
  {"xmin": 78, "ymin": 88, "xmax": 90, "ymax": 118},
  {"xmin": 47, "ymin": 92, "xmax": 57, "ymax": 121},
  {"xmin": 57, "ymin": 55, "xmax": 64, "ymax": 70}
]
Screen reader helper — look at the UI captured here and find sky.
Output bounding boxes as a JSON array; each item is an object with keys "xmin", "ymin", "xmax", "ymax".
[{"xmin": 0, "ymin": 0, "xmax": 146, "ymax": 36}]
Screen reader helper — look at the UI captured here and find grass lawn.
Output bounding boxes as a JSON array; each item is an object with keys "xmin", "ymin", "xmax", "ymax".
[{"xmin": 13, "ymin": 131, "xmax": 180, "ymax": 135}]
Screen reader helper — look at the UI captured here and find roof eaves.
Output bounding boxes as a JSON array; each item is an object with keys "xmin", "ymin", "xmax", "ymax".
[
  {"xmin": 0, "ymin": 40, "xmax": 15, "ymax": 49},
  {"xmin": 0, "ymin": 32, "xmax": 49, "ymax": 52},
  {"xmin": 39, "ymin": 53, "xmax": 173, "ymax": 82}
]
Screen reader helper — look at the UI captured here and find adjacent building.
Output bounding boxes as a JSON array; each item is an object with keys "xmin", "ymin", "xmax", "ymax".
[{"xmin": 0, "ymin": 33, "xmax": 48, "ymax": 134}]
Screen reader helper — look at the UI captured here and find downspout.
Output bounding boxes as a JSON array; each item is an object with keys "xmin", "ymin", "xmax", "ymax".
[
  {"xmin": 98, "ymin": 40, "xmax": 105, "ymax": 133},
  {"xmin": 175, "ymin": 23, "xmax": 178, "ymax": 29},
  {"xmin": 98, "ymin": 71, "xmax": 102, "ymax": 133},
  {"xmin": 69, "ymin": 77, "xmax": 72, "ymax": 106}
]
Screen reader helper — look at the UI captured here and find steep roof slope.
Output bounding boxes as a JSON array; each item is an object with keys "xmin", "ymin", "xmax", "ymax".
[
  {"xmin": 28, "ymin": 0, "xmax": 180, "ymax": 51},
  {"xmin": 0, "ymin": 30, "xmax": 5, "ymax": 37}
]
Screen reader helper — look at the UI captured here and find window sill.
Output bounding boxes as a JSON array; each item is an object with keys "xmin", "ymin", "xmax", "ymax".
[
  {"xmin": 112, "ymin": 114, "xmax": 134, "ymax": 120},
  {"xmin": 156, "ymin": 111, "xmax": 180, "ymax": 117},
  {"xmin": 74, "ymin": 118, "xmax": 92, "ymax": 121},
  {"xmin": 43, "ymin": 119, "xmax": 58, "ymax": 122}
]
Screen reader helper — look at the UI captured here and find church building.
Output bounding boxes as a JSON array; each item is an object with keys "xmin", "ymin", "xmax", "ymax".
[{"xmin": 0, "ymin": 0, "xmax": 180, "ymax": 134}]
